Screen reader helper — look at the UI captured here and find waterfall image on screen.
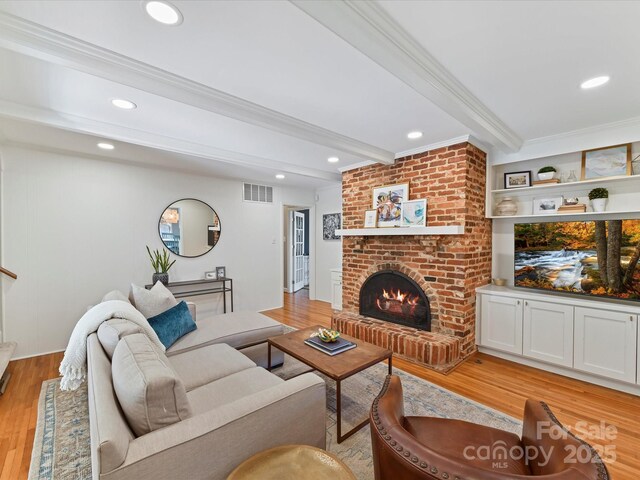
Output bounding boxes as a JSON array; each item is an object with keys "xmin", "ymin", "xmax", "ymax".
[{"xmin": 514, "ymin": 220, "xmax": 640, "ymax": 302}]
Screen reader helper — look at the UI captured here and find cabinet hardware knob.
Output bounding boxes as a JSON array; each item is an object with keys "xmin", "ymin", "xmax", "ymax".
[
  {"xmin": 517, "ymin": 300, "xmax": 521, "ymax": 305},
  {"xmin": 632, "ymin": 316, "xmax": 635, "ymax": 322},
  {"xmin": 525, "ymin": 301, "xmax": 528, "ymax": 306}
]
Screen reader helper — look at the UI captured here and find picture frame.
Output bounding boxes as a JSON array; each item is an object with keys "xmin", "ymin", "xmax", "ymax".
[
  {"xmin": 581, "ymin": 143, "xmax": 632, "ymax": 180},
  {"xmin": 504, "ymin": 171, "xmax": 532, "ymax": 189},
  {"xmin": 363, "ymin": 209, "xmax": 377, "ymax": 228},
  {"xmin": 322, "ymin": 213, "xmax": 341, "ymax": 240},
  {"xmin": 216, "ymin": 266, "xmax": 226, "ymax": 279},
  {"xmin": 533, "ymin": 196, "xmax": 564, "ymax": 215},
  {"xmin": 204, "ymin": 271, "xmax": 217, "ymax": 280},
  {"xmin": 372, "ymin": 183, "xmax": 409, "ymax": 228},
  {"xmin": 401, "ymin": 199, "xmax": 427, "ymax": 227}
]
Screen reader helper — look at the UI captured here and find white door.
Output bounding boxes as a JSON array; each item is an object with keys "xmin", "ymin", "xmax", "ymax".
[
  {"xmin": 574, "ymin": 307, "xmax": 637, "ymax": 383},
  {"xmin": 523, "ymin": 300, "xmax": 574, "ymax": 367},
  {"xmin": 479, "ymin": 295, "xmax": 523, "ymax": 354},
  {"xmin": 292, "ymin": 211, "xmax": 305, "ymax": 292}
]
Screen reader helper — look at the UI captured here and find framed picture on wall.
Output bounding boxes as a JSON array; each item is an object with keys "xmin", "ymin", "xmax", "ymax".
[
  {"xmin": 322, "ymin": 213, "xmax": 341, "ymax": 240},
  {"xmin": 363, "ymin": 209, "xmax": 377, "ymax": 228},
  {"xmin": 401, "ymin": 199, "xmax": 427, "ymax": 227},
  {"xmin": 372, "ymin": 183, "xmax": 409, "ymax": 228}
]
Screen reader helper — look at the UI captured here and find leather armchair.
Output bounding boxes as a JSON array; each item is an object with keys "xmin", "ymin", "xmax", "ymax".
[{"xmin": 370, "ymin": 375, "xmax": 609, "ymax": 480}]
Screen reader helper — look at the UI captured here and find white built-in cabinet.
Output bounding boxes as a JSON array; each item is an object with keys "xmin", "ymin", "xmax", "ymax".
[
  {"xmin": 480, "ymin": 295, "xmax": 523, "ymax": 354},
  {"xmin": 330, "ymin": 269, "xmax": 342, "ymax": 311},
  {"xmin": 523, "ymin": 300, "xmax": 574, "ymax": 368},
  {"xmin": 477, "ymin": 285, "xmax": 640, "ymax": 395},
  {"xmin": 573, "ymin": 307, "xmax": 637, "ymax": 383}
]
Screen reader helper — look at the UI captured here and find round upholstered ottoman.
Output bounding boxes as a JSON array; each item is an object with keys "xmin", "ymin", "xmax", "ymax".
[{"xmin": 227, "ymin": 445, "xmax": 356, "ymax": 480}]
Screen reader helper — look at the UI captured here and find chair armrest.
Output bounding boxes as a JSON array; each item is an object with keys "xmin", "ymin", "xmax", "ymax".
[
  {"xmin": 186, "ymin": 302, "xmax": 196, "ymax": 322},
  {"xmin": 107, "ymin": 373, "xmax": 326, "ymax": 480}
]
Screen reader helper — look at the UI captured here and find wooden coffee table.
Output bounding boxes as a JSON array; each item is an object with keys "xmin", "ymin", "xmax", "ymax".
[{"xmin": 267, "ymin": 325, "xmax": 392, "ymax": 443}]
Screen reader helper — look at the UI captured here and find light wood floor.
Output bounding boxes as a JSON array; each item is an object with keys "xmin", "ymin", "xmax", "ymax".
[{"xmin": 1, "ymin": 292, "xmax": 638, "ymax": 479}]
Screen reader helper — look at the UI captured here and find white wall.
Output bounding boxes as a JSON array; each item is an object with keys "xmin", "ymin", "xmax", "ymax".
[
  {"xmin": 314, "ymin": 184, "xmax": 342, "ymax": 302},
  {"xmin": 0, "ymin": 145, "xmax": 315, "ymax": 358}
]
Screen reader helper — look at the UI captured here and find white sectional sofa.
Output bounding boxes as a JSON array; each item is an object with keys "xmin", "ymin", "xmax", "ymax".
[{"xmin": 87, "ymin": 310, "xmax": 326, "ymax": 480}]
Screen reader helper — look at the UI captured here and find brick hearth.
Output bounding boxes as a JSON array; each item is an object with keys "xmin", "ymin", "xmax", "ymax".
[{"xmin": 333, "ymin": 142, "xmax": 491, "ymax": 372}]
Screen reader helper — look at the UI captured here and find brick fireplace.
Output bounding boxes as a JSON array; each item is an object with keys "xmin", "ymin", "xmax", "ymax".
[{"xmin": 332, "ymin": 142, "xmax": 491, "ymax": 373}]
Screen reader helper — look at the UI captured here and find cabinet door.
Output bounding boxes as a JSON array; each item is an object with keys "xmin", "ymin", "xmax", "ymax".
[
  {"xmin": 480, "ymin": 295, "xmax": 523, "ymax": 354},
  {"xmin": 331, "ymin": 273, "xmax": 342, "ymax": 311},
  {"xmin": 574, "ymin": 307, "xmax": 637, "ymax": 383},
  {"xmin": 523, "ymin": 300, "xmax": 574, "ymax": 367}
]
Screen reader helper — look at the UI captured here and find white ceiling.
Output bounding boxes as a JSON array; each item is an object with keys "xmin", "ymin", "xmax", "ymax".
[{"xmin": 0, "ymin": 1, "xmax": 638, "ymax": 185}]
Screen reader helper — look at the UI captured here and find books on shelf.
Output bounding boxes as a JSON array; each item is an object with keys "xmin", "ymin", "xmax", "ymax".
[
  {"xmin": 532, "ymin": 178, "xmax": 561, "ymax": 185},
  {"xmin": 557, "ymin": 203, "xmax": 587, "ymax": 213},
  {"xmin": 304, "ymin": 336, "xmax": 356, "ymax": 356}
]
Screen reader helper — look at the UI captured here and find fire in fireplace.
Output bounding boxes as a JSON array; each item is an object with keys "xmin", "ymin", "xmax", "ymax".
[{"xmin": 359, "ymin": 270, "xmax": 431, "ymax": 331}]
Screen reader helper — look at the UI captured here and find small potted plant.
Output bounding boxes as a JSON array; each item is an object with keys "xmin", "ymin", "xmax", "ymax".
[
  {"xmin": 537, "ymin": 166, "xmax": 557, "ymax": 181},
  {"xmin": 588, "ymin": 188, "xmax": 609, "ymax": 213},
  {"xmin": 146, "ymin": 246, "xmax": 176, "ymax": 285}
]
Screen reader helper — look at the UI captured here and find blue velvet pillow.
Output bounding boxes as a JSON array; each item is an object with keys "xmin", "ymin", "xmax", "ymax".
[{"xmin": 147, "ymin": 301, "xmax": 197, "ymax": 349}]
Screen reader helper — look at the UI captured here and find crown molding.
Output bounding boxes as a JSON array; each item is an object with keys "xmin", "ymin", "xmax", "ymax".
[
  {"xmin": 0, "ymin": 12, "xmax": 394, "ymax": 165},
  {"xmin": 292, "ymin": 0, "xmax": 522, "ymax": 153},
  {"xmin": 395, "ymin": 135, "xmax": 471, "ymax": 158},
  {"xmin": 491, "ymin": 115, "xmax": 640, "ymax": 165},
  {"xmin": 0, "ymin": 100, "xmax": 342, "ymax": 182}
]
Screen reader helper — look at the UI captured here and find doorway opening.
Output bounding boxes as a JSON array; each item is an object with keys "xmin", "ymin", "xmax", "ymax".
[{"xmin": 284, "ymin": 206, "xmax": 311, "ymax": 298}]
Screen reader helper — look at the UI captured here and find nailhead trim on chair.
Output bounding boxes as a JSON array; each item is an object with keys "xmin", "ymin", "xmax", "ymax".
[
  {"xmin": 371, "ymin": 375, "xmax": 460, "ymax": 480},
  {"xmin": 539, "ymin": 402, "xmax": 610, "ymax": 480}
]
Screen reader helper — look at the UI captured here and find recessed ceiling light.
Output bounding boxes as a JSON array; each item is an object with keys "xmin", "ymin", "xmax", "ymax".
[
  {"xmin": 328, "ymin": 156, "xmax": 340, "ymax": 163},
  {"xmin": 144, "ymin": 1, "xmax": 183, "ymax": 25},
  {"xmin": 580, "ymin": 76, "xmax": 610, "ymax": 89},
  {"xmin": 111, "ymin": 98, "xmax": 137, "ymax": 110},
  {"xmin": 407, "ymin": 131, "xmax": 423, "ymax": 140},
  {"xmin": 275, "ymin": 174, "xmax": 285, "ymax": 179},
  {"xmin": 97, "ymin": 142, "xmax": 115, "ymax": 150}
]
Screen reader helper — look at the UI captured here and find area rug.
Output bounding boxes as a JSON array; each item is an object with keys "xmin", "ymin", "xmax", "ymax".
[{"xmin": 29, "ymin": 359, "xmax": 521, "ymax": 480}]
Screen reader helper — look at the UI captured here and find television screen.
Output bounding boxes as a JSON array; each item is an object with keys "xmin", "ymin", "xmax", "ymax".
[{"xmin": 514, "ymin": 220, "xmax": 640, "ymax": 302}]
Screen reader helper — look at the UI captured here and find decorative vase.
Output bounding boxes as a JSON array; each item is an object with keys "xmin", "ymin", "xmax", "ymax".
[
  {"xmin": 567, "ymin": 170, "xmax": 578, "ymax": 183},
  {"xmin": 496, "ymin": 197, "xmax": 518, "ymax": 216},
  {"xmin": 538, "ymin": 172, "xmax": 555, "ymax": 181},
  {"xmin": 152, "ymin": 272, "xmax": 169, "ymax": 285},
  {"xmin": 591, "ymin": 198, "xmax": 607, "ymax": 213}
]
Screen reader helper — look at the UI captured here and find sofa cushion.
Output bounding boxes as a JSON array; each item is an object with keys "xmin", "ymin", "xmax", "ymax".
[
  {"xmin": 112, "ymin": 333, "xmax": 192, "ymax": 437},
  {"xmin": 168, "ymin": 343, "xmax": 256, "ymax": 391},
  {"xmin": 129, "ymin": 281, "xmax": 177, "ymax": 318},
  {"xmin": 147, "ymin": 301, "xmax": 197, "ymax": 349},
  {"xmin": 187, "ymin": 367, "xmax": 284, "ymax": 415},
  {"xmin": 101, "ymin": 290, "xmax": 131, "ymax": 304},
  {"xmin": 97, "ymin": 319, "xmax": 145, "ymax": 359},
  {"xmin": 166, "ymin": 311, "xmax": 283, "ymax": 356}
]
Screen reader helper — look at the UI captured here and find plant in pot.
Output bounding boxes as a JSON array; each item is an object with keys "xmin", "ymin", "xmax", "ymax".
[
  {"xmin": 146, "ymin": 246, "xmax": 176, "ymax": 285},
  {"xmin": 537, "ymin": 166, "xmax": 557, "ymax": 181},
  {"xmin": 588, "ymin": 188, "xmax": 609, "ymax": 213}
]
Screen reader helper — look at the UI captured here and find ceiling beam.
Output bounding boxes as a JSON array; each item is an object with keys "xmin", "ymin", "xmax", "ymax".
[
  {"xmin": 0, "ymin": 100, "xmax": 342, "ymax": 182},
  {"xmin": 292, "ymin": 0, "xmax": 523, "ymax": 152},
  {"xmin": 0, "ymin": 12, "xmax": 394, "ymax": 165}
]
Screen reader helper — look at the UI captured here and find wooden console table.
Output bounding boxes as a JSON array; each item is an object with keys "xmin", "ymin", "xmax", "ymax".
[{"xmin": 146, "ymin": 278, "xmax": 233, "ymax": 313}]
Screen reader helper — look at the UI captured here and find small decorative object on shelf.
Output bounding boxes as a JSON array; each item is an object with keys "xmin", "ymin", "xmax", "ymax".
[
  {"xmin": 567, "ymin": 169, "xmax": 578, "ymax": 182},
  {"xmin": 146, "ymin": 246, "xmax": 176, "ymax": 285},
  {"xmin": 400, "ymin": 199, "xmax": 427, "ymax": 226},
  {"xmin": 537, "ymin": 166, "xmax": 556, "ymax": 181},
  {"xmin": 363, "ymin": 209, "xmax": 377, "ymax": 228},
  {"xmin": 504, "ymin": 171, "xmax": 532, "ymax": 189},
  {"xmin": 558, "ymin": 198, "xmax": 587, "ymax": 213},
  {"xmin": 492, "ymin": 278, "xmax": 507, "ymax": 286},
  {"xmin": 588, "ymin": 188, "xmax": 609, "ymax": 212},
  {"xmin": 582, "ymin": 143, "xmax": 631, "ymax": 180},
  {"xmin": 204, "ymin": 271, "xmax": 216, "ymax": 280},
  {"xmin": 216, "ymin": 266, "xmax": 226, "ymax": 279},
  {"xmin": 533, "ymin": 196, "xmax": 563, "ymax": 215},
  {"xmin": 495, "ymin": 197, "xmax": 518, "ymax": 216}
]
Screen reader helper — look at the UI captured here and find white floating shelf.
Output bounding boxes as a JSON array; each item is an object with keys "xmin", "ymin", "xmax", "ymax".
[
  {"xmin": 335, "ymin": 226, "xmax": 465, "ymax": 236},
  {"xmin": 489, "ymin": 210, "xmax": 640, "ymax": 220},
  {"xmin": 492, "ymin": 174, "xmax": 639, "ymax": 195}
]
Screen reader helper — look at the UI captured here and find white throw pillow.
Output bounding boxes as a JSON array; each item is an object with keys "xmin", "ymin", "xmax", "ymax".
[
  {"xmin": 129, "ymin": 282, "xmax": 178, "ymax": 319},
  {"xmin": 101, "ymin": 290, "xmax": 131, "ymax": 304}
]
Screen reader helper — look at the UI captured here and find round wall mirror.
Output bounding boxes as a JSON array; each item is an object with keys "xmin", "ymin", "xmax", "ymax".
[{"xmin": 158, "ymin": 198, "xmax": 221, "ymax": 257}]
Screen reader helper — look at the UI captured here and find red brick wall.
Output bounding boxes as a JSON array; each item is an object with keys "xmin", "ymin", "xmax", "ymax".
[{"xmin": 341, "ymin": 142, "xmax": 491, "ymax": 358}]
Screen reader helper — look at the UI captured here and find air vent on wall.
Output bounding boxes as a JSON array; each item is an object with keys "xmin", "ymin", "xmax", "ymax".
[{"xmin": 243, "ymin": 183, "xmax": 273, "ymax": 203}]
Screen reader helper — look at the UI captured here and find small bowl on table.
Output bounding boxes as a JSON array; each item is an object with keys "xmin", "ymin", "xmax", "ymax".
[{"xmin": 317, "ymin": 328, "xmax": 340, "ymax": 343}]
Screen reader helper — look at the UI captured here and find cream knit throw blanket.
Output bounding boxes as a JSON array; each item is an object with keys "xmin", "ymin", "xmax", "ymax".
[{"xmin": 59, "ymin": 300, "xmax": 165, "ymax": 391}]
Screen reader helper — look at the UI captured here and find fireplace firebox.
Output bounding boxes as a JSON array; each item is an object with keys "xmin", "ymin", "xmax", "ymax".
[{"xmin": 359, "ymin": 270, "xmax": 431, "ymax": 331}]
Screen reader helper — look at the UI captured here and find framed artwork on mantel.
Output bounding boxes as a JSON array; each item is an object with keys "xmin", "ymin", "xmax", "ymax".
[
  {"xmin": 581, "ymin": 143, "xmax": 632, "ymax": 180},
  {"xmin": 372, "ymin": 183, "xmax": 409, "ymax": 228}
]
